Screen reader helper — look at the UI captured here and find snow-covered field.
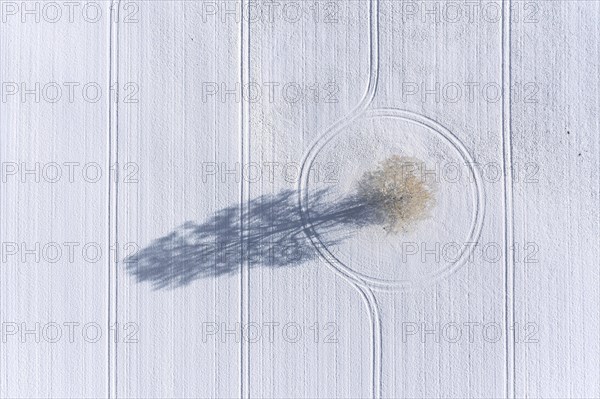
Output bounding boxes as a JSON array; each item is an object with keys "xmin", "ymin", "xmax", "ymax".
[{"xmin": 1, "ymin": 1, "xmax": 599, "ymax": 397}]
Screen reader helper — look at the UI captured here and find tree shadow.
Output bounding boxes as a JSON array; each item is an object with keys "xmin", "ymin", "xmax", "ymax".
[{"xmin": 125, "ymin": 188, "xmax": 386, "ymax": 289}]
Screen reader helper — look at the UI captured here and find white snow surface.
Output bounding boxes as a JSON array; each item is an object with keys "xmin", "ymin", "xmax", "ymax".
[{"xmin": 1, "ymin": 1, "xmax": 599, "ymax": 398}]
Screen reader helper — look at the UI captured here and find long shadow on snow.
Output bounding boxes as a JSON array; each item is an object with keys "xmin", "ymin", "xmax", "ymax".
[{"xmin": 125, "ymin": 188, "xmax": 385, "ymax": 289}]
